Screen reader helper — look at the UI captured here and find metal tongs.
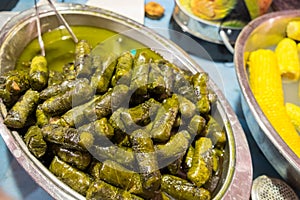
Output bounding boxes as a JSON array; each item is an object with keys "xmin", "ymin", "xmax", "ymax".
[{"xmin": 34, "ymin": 0, "xmax": 78, "ymax": 56}]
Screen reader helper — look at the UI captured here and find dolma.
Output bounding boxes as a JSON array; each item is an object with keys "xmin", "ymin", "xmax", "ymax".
[
  {"xmin": 130, "ymin": 129, "xmax": 161, "ymax": 192},
  {"xmin": 95, "ymin": 159, "xmax": 152, "ymax": 198},
  {"xmin": 90, "ymin": 53, "xmax": 117, "ymax": 94},
  {"xmin": 109, "ymin": 108, "xmax": 132, "ymax": 144},
  {"xmin": 150, "ymin": 95, "xmax": 179, "ymax": 142},
  {"xmin": 135, "ymin": 48, "xmax": 163, "ymax": 61},
  {"xmin": 4, "ymin": 89, "xmax": 39, "ymax": 128},
  {"xmin": 84, "ymin": 88, "xmax": 116, "ymax": 122},
  {"xmin": 204, "ymin": 174, "xmax": 221, "ymax": 194},
  {"xmin": 41, "ymin": 78, "xmax": 93, "ymax": 116},
  {"xmin": 157, "ymin": 60, "xmax": 176, "ymax": 98},
  {"xmin": 0, "ymin": 88, "xmax": 19, "ymax": 107},
  {"xmin": 197, "ymin": 95, "xmax": 211, "ymax": 114},
  {"xmin": 51, "ymin": 144, "xmax": 92, "ymax": 170},
  {"xmin": 40, "ymin": 78, "xmax": 87, "ymax": 100},
  {"xmin": 116, "ymin": 134, "xmax": 131, "ymax": 147},
  {"xmin": 89, "ymin": 145, "xmax": 135, "ymax": 169},
  {"xmin": 49, "ymin": 156, "xmax": 92, "ymax": 196},
  {"xmin": 42, "ymin": 124, "xmax": 94, "ymax": 151},
  {"xmin": 177, "ymin": 94, "xmax": 196, "ymax": 119},
  {"xmin": 109, "ymin": 98, "xmax": 160, "ymax": 135},
  {"xmin": 47, "ymin": 70, "xmax": 64, "ymax": 86},
  {"xmin": 49, "ymin": 116, "xmax": 65, "ymax": 126},
  {"xmin": 156, "ymin": 130, "xmax": 191, "ymax": 167},
  {"xmin": 188, "ymin": 115, "xmax": 206, "ymax": 136},
  {"xmin": 204, "ymin": 149, "xmax": 223, "ymax": 192},
  {"xmin": 97, "ymin": 160, "xmax": 138, "ymax": 189},
  {"xmin": 161, "ymin": 175, "xmax": 211, "ymax": 200},
  {"xmin": 78, "ymin": 118, "xmax": 114, "ymax": 142},
  {"xmin": 90, "ymin": 50, "xmax": 101, "ymax": 72},
  {"xmin": 109, "ymin": 107, "xmax": 130, "ymax": 135},
  {"xmin": 86, "ymin": 180, "xmax": 143, "ymax": 200},
  {"xmin": 130, "ymin": 51, "xmax": 150, "ymax": 97},
  {"xmin": 94, "ymin": 117, "xmax": 114, "ymax": 138},
  {"xmin": 172, "ymin": 114, "xmax": 182, "ymax": 128},
  {"xmin": 110, "ymin": 84, "xmax": 130, "ymax": 110},
  {"xmin": 187, "ymin": 137, "xmax": 213, "ymax": 187},
  {"xmin": 173, "ymin": 71, "xmax": 197, "ymax": 103},
  {"xmin": 36, "ymin": 104, "xmax": 49, "ymax": 127},
  {"xmin": 29, "ymin": 55, "xmax": 49, "ymax": 91},
  {"xmin": 192, "ymin": 72, "xmax": 209, "ymax": 96},
  {"xmin": 84, "ymin": 84, "xmax": 129, "ymax": 121},
  {"xmin": 74, "ymin": 40, "xmax": 92, "ymax": 78},
  {"xmin": 0, "ymin": 69, "xmax": 30, "ymax": 94},
  {"xmin": 192, "ymin": 72, "xmax": 211, "ymax": 114},
  {"xmin": 128, "ymin": 98, "xmax": 161, "ymax": 126},
  {"xmin": 212, "ymin": 148, "xmax": 223, "ymax": 172},
  {"xmin": 61, "ymin": 95, "xmax": 102, "ymax": 127},
  {"xmin": 0, "ymin": 69, "xmax": 30, "ymax": 107},
  {"xmin": 111, "ymin": 51, "xmax": 133, "ymax": 86},
  {"xmin": 24, "ymin": 126, "xmax": 47, "ymax": 158},
  {"xmin": 148, "ymin": 62, "xmax": 166, "ymax": 100},
  {"xmin": 184, "ymin": 145, "xmax": 194, "ymax": 169},
  {"xmin": 89, "ymin": 161, "xmax": 103, "ymax": 179},
  {"xmin": 63, "ymin": 63, "xmax": 76, "ymax": 80},
  {"xmin": 202, "ymin": 116, "xmax": 226, "ymax": 148}
]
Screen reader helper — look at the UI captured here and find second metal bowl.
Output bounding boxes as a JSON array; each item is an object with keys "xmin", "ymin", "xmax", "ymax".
[{"xmin": 234, "ymin": 9, "xmax": 300, "ymax": 191}]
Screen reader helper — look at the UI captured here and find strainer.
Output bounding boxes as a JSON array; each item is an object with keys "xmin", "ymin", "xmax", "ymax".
[{"xmin": 251, "ymin": 175, "xmax": 299, "ymax": 200}]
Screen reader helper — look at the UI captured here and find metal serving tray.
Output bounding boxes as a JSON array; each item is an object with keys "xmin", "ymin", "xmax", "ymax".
[{"xmin": 0, "ymin": 3, "xmax": 252, "ymax": 199}]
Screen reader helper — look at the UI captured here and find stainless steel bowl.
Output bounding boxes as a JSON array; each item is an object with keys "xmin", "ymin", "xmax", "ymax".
[
  {"xmin": 234, "ymin": 10, "xmax": 300, "ymax": 190},
  {"xmin": 172, "ymin": 0, "xmax": 242, "ymax": 53},
  {"xmin": 0, "ymin": 3, "xmax": 252, "ymax": 199}
]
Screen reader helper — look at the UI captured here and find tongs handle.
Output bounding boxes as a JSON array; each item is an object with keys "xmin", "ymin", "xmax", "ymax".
[
  {"xmin": 35, "ymin": 0, "xmax": 46, "ymax": 56},
  {"xmin": 47, "ymin": 0, "xmax": 79, "ymax": 44},
  {"xmin": 34, "ymin": 0, "xmax": 78, "ymax": 56}
]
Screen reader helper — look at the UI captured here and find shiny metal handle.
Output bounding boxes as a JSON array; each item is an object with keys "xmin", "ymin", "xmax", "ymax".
[
  {"xmin": 219, "ymin": 29, "xmax": 235, "ymax": 54},
  {"xmin": 47, "ymin": 0, "xmax": 78, "ymax": 43}
]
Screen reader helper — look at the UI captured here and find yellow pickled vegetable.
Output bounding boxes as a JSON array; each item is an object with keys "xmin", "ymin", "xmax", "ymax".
[
  {"xmin": 248, "ymin": 49, "xmax": 300, "ymax": 158},
  {"xmin": 275, "ymin": 38, "xmax": 300, "ymax": 81},
  {"xmin": 286, "ymin": 102, "xmax": 300, "ymax": 133},
  {"xmin": 287, "ymin": 20, "xmax": 300, "ymax": 41}
]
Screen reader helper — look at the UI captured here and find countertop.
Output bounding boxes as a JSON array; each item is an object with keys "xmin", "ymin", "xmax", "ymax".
[{"xmin": 0, "ymin": 0, "xmax": 288, "ymax": 199}]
